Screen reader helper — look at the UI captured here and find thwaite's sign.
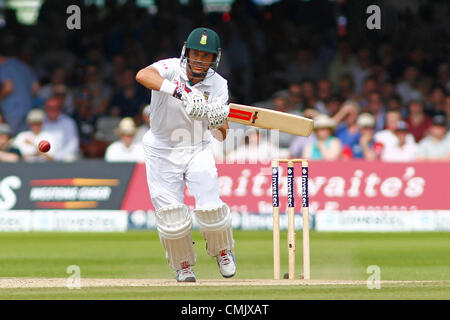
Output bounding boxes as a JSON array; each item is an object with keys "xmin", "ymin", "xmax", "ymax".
[{"xmin": 122, "ymin": 161, "xmax": 450, "ymax": 212}]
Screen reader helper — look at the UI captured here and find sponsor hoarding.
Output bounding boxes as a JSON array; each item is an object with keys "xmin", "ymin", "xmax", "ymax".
[
  {"xmin": 0, "ymin": 161, "xmax": 134, "ymax": 210},
  {"xmin": 123, "ymin": 161, "xmax": 450, "ymax": 212},
  {"xmin": 2, "ymin": 160, "xmax": 450, "ymax": 232}
]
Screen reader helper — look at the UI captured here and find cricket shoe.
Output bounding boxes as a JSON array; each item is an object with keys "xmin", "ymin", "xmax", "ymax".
[
  {"xmin": 216, "ymin": 249, "xmax": 236, "ymax": 278},
  {"xmin": 176, "ymin": 261, "xmax": 196, "ymax": 282}
]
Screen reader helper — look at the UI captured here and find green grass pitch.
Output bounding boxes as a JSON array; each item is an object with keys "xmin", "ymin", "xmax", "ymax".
[{"xmin": 0, "ymin": 231, "xmax": 449, "ymax": 299}]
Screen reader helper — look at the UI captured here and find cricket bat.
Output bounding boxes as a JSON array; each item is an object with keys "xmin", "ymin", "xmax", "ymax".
[{"xmin": 227, "ymin": 103, "xmax": 314, "ymax": 137}]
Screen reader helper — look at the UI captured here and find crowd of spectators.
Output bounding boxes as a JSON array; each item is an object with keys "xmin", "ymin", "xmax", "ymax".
[{"xmin": 0, "ymin": 0, "xmax": 449, "ymax": 163}]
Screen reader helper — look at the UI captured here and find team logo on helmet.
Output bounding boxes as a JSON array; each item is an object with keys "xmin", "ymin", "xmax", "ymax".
[{"xmin": 200, "ymin": 34, "xmax": 208, "ymax": 45}]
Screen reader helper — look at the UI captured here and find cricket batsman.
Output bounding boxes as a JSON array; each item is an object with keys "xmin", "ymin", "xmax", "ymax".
[{"xmin": 136, "ymin": 27, "xmax": 235, "ymax": 282}]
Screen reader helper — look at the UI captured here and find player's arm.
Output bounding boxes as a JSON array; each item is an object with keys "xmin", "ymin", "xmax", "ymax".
[
  {"xmin": 136, "ymin": 66, "xmax": 165, "ymax": 92},
  {"xmin": 136, "ymin": 65, "xmax": 202, "ymax": 106}
]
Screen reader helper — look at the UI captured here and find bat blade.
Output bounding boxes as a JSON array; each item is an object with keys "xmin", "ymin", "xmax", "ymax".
[{"xmin": 228, "ymin": 103, "xmax": 314, "ymax": 137}]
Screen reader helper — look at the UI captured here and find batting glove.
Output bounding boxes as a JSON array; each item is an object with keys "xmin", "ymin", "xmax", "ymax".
[
  {"xmin": 207, "ymin": 101, "xmax": 230, "ymax": 129},
  {"xmin": 182, "ymin": 87, "xmax": 207, "ymax": 120}
]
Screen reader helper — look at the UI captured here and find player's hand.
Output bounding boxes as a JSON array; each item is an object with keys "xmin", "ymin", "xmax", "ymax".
[
  {"xmin": 206, "ymin": 100, "xmax": 230, "ymax": 129},
  {"xmin": 182, "ymin": 87, "xmax": 207, "ymax": 120}
]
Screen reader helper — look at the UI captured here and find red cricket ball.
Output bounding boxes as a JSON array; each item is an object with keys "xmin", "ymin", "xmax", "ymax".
[{"xmin": 38, "ymin": 140, "xmax": 51, "ymax": 153}]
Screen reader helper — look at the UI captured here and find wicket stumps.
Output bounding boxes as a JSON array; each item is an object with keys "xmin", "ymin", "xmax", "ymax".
[{"xmin": 272, "ymin": 159, "xmax": 310, "ymax": 280}]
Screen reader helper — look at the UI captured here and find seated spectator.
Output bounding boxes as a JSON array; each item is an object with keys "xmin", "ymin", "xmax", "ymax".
[
  {"xmin": 374, "ymin": 109, "xmax": 415, "ymax": 149},
  {"xmin": 74, "ymin": 88, "xmax": 98, "ymax": 143},
  {"xmin": 445, "ymin": 95, "xmax": 450, "ymax": 130},
  {"xmin": 351, "ymin": 48, "xmax": 373, "ymax": 94},
  {"xmin": 328, "ymin": 38, "xmax": 358, "ymax": 87},
  {"xmin": 354, "ymin": 113, "xmax": 381, "ymax": 160},
  {"xmin": 289, "ymin": 108, "xmax": 318, "ymax": 158},
  {"xmin": 12, "ymin": 109, "xmax": 56, "ymax": 162},
  {"xmin": 37, "ymin": 67, "xmax": 75, "ymax": 115},
  {"xmin": 364, "ymin": 91, "xmax": 386, "ymax": 132},
  {"xmin": 303, "ymin": 114, "xmax": 342, "ymax": 160},
  {"xmin": 338, "ymin": 74, "xmax": 356, "ymax": 101},
  {"xmin": 355, "ymin": 76, "xmax": 378, "ymax": 107},
  {"xmin": 0, "ymin": 123, "xmax": 21, "ymax": 162},
  {"xmin": 395, "ymin": 65, "xmax": 423, "ymax": 105},
  {"xmin": 225, "ymin": 128, "xmax": 283, "ymax": 164},
  {"xmin": 73, "ymin": 87, "xmax": 110, "ymax": 158},
  {"xmin": 380, "ymin": 121, "xmax": 418, "ymax": 162},
  {"xmin": 134, "ymin": 104, "xmax": 151, "ymax": 143},
  {"xmin": 286, "ymin": 83, "xmax": 303, "ymax": 111},
  {"xmin": 316, "ymin": 79, "xmax": 333, "ymax": 114},
  {"xmin": 372, "ymin": 64, "xmax": 389, "ymax": 86},
  {"xmin": 417, "ymin": 115, "xmax": 450, "ymax": 161},
  {"xmin": 428, "ymin": 86, "xmax": 446, "ymax": 115},
  {"xmin": 94, "ymin": 104, "xmax": 122, "ymax": 145},
  {"xmin": 300, "ymin": 80, "xmax": 319, "ymax": 110},
  {"xmin": 416, "ymin": 78, "xmax": 433, "ymax": 109},
  {"xmin": 110, "ymin": 67, "xmax": 149, "ymax": 118},
  {"xmin": 386, "ymin": 94, "xmax": 404, "ymax": 115},
  {"xmin": 332, "ymin": 100, "xmax": 361, "ymax": 158},
  {"xmin": 77, "ymin": 64, "xmax": 112, "ymax": 116},
  {"xmin": 284, "ymin": 48, "xmax": 324, "ymax": 83},
  {"xmin": 0, "ymin": 50, "xmax": 40, "ymax": 135},
  {"xmin": 380, "ymin": 81, "xmax": 396, "ymax": 103},
  {"xmin": 437, "ymin": 62, "xmax": 450, "ymax": 92},
  {"xmin": 43, "ymin": 97, "xmax": 80, "ymax": 161},
  {"xmin": 324, "ymin": 94, "xmax": 343, "ymax": 117},
  {"xmin": 104, "ymin": 117, "xmax": 145, "ymax": 162},
  {"xmin": 108, "ymin": 54, "xmax": 127, "ymax": 91},
  {"xmin": 405, "ymin": 100, "xmax": 432, "ymax": 142}
]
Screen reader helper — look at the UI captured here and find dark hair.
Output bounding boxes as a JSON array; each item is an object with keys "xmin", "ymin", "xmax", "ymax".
[
  {"xmin": 388, "ymin": 94, "xmax": 402, "ymax": 103},
  {"xmin": 301, "ymin": 79, "xmax": 316, "ymax": 87},
  {"xmin": 339, "ymin": 73, "xmax": 354, "ymax": 86},
  {"xmin": 327, "ymin": 94, "xmax": 343, "ymax": 104},
  {"xmin": 364, "ymin": 76, "xmax": 377, "ymax": 83},
  {"xmin": 431, "ymin": 85, "xmax": 446, "ymax": 93},
  {"xmin": 407, "ymin": 100, "xmax": 425, "ymax": 108},
  {"xmin": 386, "ymin": 107, "xmax": 401, "ymax": 114}
]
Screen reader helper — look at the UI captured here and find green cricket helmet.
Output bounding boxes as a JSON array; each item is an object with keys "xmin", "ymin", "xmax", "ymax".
[
  {"xmin": 180, "ymin": 27, "xmax": 222, "ymax": 78},
  {"xmin": 186, "ymin": 27, "xmax": 221, "ymax": 54}
]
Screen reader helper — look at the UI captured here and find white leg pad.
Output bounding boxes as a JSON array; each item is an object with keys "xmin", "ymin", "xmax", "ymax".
[
  {"xmin": 194, "ymin": 203, "xmax": 234, "ymax": 257},
  {"xmin": 156, "ymin": 204, "xmax": 196, "ymax": 271}
]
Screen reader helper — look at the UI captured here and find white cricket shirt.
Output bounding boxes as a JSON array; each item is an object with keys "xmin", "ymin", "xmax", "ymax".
[{"xmin": 144, "ymin": 58, "xmax": 229, "ymax": 148}]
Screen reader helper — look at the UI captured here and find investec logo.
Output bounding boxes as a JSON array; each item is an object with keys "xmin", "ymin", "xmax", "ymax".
[
  {"xmin": 302, "ymin": 168, "xmax": 308, "ymax": 207},
  {"xmin": 287, "ymin": 167, "xmax": 294, "ymax": 207},
  {"xmin": 271, "ymin": 167, "xmax": 278, "ymax": 207}
]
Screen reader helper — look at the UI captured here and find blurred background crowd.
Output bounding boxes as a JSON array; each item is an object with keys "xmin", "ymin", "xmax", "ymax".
[{"xmin": 0, "ymin": 0, "xmax": 449, "ymax": 163}]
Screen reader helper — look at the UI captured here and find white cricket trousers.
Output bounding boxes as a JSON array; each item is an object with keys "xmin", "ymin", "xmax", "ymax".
[{"xmin": 143, "ymin": 141, "xmax": 222, "ymax": 210}]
